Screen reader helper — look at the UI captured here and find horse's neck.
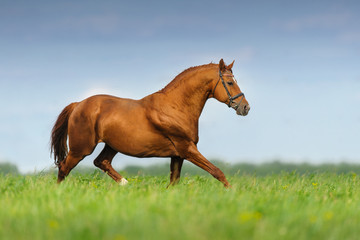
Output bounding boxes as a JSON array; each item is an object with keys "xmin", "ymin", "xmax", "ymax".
[
  {"xmin": 159, "ymin": 70, "xmax": 215, "ymax": 118},
  {"xmin": 142, "ymin": 69, "xmax": 216, "ymax": 141}
]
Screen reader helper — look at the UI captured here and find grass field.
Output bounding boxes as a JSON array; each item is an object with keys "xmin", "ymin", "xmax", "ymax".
[{"xmin": 1, "ymin": 172, "xmax": 360, "ymax": 240}]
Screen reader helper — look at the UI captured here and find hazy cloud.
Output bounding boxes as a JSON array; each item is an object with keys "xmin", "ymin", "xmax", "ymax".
[
  {"xmin": 278, "ymin": 13, "xmax": 352, "ymax": 32},
  {"xmin": 81, "ymin": 86, "xmax": 138, "ymax": 100},
  {"xmin": 49, "ymin": 15, "xmax": 122, "ymax": 35},
  {"xmin": 339, "ymin": 31, "xmax": 360, "ymax": 43}
]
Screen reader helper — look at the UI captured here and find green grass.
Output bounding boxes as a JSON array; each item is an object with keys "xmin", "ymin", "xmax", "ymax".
[{"xmin": 1, "ymin": 172, "xmax": 360, "ymax": 240}]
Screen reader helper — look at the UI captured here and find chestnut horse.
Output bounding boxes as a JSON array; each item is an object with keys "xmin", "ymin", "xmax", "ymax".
[{"xmin": 51, "ymin": 59, "xmax": 250, "ymax": 188}]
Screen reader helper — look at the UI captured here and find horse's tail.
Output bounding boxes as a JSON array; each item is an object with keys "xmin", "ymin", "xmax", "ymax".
[{"xmin": 51, "ymin": 102, "xmax": 78, "ymax": 167}]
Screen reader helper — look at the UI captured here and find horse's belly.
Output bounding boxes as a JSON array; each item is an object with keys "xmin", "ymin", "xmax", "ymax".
[
  {"xmin": 103, "ymin": 124, "xmax": 177, "ymax": 158},
  {"xmin": 109, "ymin": 134, "xmax": 176, "ymax": 158}
]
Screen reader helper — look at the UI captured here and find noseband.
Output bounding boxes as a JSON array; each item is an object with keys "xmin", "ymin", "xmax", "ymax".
[{"xmin": 213, "ymin": 70, "xmax": 245, "ymax": 108}]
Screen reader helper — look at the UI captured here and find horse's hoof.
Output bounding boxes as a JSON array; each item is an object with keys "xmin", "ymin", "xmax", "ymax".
[{"xmin": 119, "ymin": 178, "xmax": 128, "ymax": 186}]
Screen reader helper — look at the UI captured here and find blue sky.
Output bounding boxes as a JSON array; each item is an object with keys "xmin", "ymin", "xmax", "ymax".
[{"xmin": 0, "ymin": 0, "xmax": 359, "ymax": 173}]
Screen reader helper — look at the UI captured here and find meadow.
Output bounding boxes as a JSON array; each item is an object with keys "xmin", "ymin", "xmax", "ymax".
[{"xmin": 1, "ymin": 171, "xmax": 360, "ymax": 240}]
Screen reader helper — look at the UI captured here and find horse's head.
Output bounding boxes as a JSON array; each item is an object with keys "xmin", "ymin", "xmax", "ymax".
[{"xmin": 212, "ymin": 59, "xmax": 250, "ymax": 116}]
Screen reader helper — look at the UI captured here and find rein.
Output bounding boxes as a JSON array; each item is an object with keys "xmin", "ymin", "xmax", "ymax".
[{"xmin": 213, "ymin": 70, "xmax": 245, "ymax": 108}]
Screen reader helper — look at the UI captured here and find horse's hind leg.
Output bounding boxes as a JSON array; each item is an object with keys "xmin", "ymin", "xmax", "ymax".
[
  {"xmin": 57, "ymin": 150, "xmax": 90, "ymax": 183},
  {"xmin": 167, "ymin": 157, "xmax": 184, "ymax": 187},
  {"xmin": 93, "ymin": 144, "xmax": 128, "ymax": 185}
]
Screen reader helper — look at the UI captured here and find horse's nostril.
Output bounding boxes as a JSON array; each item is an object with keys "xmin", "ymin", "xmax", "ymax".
[{"xmin": 244, "ymin": 105, "xmax": 250, "ymax": 111}]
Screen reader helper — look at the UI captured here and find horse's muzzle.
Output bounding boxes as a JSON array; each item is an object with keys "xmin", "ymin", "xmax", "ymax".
[{"xmin": 234, "ymin": 104, "xmax": 250, "ymax": 116}]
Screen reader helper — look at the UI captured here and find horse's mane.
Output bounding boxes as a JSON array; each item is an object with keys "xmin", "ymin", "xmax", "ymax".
[{"xmin": 159, "ymin": 63, "xmax": 217, "ymax": 93}]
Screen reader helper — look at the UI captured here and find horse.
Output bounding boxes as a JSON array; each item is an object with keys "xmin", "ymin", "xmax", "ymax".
[{"xmin": 51, "ymin": 59, "xmax": 250, "ymax": 188}]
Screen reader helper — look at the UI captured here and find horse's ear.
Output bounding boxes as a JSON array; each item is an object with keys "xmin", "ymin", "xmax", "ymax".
[
  {"xmin": 219, "ymin": 59, "xmax": 226, "ymax": 72},
  {"xmin": 227, "ymin": 60, "xmax": 235, "ymax": 70}
]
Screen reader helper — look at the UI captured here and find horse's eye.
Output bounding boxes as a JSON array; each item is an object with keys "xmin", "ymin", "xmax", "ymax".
[{"xmin": 227, "ymin": 81, "xmax": 233, "ymax": 86}]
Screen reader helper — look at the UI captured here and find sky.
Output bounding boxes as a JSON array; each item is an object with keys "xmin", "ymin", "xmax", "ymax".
[{"xmin": 0, "ymin": 0, "xmax": 359, "ymax": 173}]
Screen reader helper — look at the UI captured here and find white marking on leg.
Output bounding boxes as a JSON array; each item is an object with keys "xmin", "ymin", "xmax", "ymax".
[{"xmin": 119, "ymin": 178, "xmax": 128, "ymax": 186}]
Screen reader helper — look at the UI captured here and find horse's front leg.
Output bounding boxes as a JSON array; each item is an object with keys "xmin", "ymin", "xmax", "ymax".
[
  {"xmin": 167, "ymin": 157, "xmax": 184, "ymax": 187},
  {"xmin": 178, "ymin": 142, "xmax": 230, "ymax": 188}
]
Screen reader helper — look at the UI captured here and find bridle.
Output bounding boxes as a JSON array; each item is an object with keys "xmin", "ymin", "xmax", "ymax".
[{"xmin": 212, "ymin": 70, "xmax": 245, "ymax": 109}]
